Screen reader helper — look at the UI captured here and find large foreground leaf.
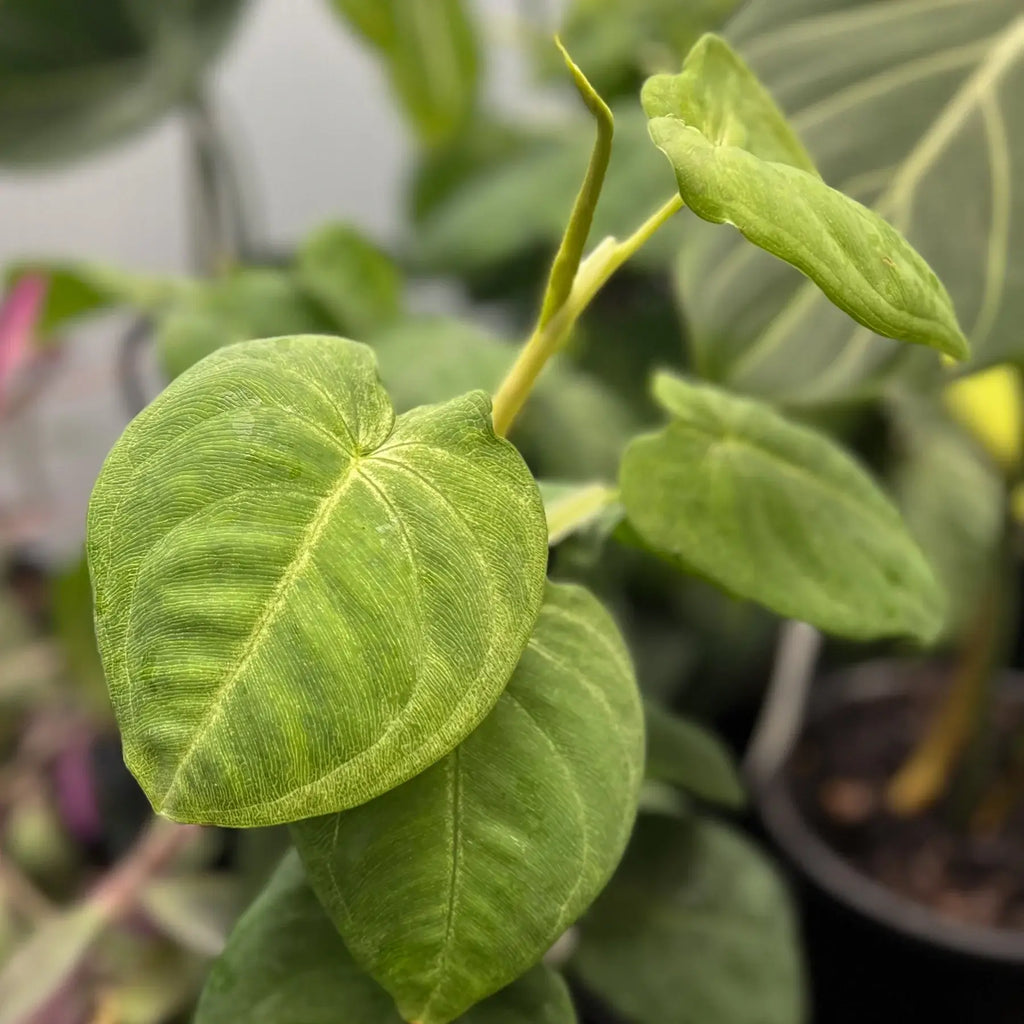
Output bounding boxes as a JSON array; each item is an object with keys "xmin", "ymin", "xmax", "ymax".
[
  {"xmin": 620, "ymin": 372, "xmax": 944, "ymax": 641},
  {"xmin": 293, "ymin": 582, "xmax": 643, "ymax": 1024},
  {"xmin": 195, "ymin": 852, "xmax": 576, "ymax": 1024},
  {"xmin": 682, "ymin": 0, "xmax": 1024, "ymax": 402},
  {"xmin": 646, "ymin": 35, "xmax": 968, "ymax": 362},
  {"xmin": 572, "ymin": 814, "xmax": 806, "ymax": 1024},
  {"xmin": 87, "ymin": 335, "xmax": 547, "ymax": 826},
  {"xmin": 0, "ymin": 0, "xmax": 246, "ymax": 166}
]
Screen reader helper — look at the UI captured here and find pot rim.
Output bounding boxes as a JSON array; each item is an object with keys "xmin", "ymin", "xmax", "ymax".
[{"xmin": 755, "ymin": 658, "xmax": 1024, "ymax": 965}]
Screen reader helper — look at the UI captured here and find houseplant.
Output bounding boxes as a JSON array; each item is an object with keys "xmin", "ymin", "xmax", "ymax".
[{"xmin": 77, "ymin": 26, "xmax": 968, "ymax": 1024}]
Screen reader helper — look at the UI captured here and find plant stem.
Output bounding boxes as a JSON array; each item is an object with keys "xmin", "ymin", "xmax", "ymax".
[
  {"xmin": 492, "ymin": 192, "xmax": 684, "ymax": 437},
  {"xmin": 886, "ymin": 575, "xmax": 1002, "ymax": 817}
]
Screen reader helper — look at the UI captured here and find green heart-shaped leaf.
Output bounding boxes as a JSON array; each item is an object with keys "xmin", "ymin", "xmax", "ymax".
[
  {"xmin": 87, "ymin": 334, "xmax": 547, "ymax": 827},
  {"xmin": 572, "ymin": 814, "xmax": 805, "ymax": 1024},
  {"xmin": 195, "ymin": 851, "xmax": 577, "ymax": 1024},
  {"xmin": 292, "ymin": 581, "xmax": 644, "ymax": 1024},
  {"xmin": 620, "ymin": 372, "xmax": 944, "ymax": 642},
  {"xmin": 644, "ymin": 34, "xmax": 968, "ymax": 361}
]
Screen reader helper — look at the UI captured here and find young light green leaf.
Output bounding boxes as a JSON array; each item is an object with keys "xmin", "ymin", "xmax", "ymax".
[
  {"xmin": 330, "ymin": 0, "xmax": 479, "ymax": 148},
  {"xmin": 620, "ymin": 372, "xmax": 944, "ymax": 642},
  {"xmin": 87, "ymin": 335, "xmax": 547, "ymax": 827},
  {"xmin": 644, "ymin": 702, "xmax": 745, "ymax": 809},
  {"xmin": 292, "ymin": 582, "xmax": 643, "ymax": 1024},
  {"xmin": 539, "ymin": 481, "xmax": 621, "ymax": 546},
  {"xmin": 642, "ymin": 33, "xmax": 817, "ymax": 174},
  {"xmin": 680, "ymin": 1, "xmax": 1023, "ymax": 402},
  {"xmin": 645, "ymin": 34, "xmax": 969, "ymax": 361},
  {"xmin": 295, "ymin": 222, "xmax": 403, "ymax": 336},
  {"xmin": 195, "ymin": 851, "xmax": 577, "ymax": 1024},
  {"xmin": 572, "ymin": 814, "xmax": 806, "ymax": 1024}
]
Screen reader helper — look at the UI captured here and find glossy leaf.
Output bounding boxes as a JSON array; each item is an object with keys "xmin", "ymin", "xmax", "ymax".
[
  {"xmin": 681, "ymin": 0, "xmax": 1024, "ymax": 402},
  {"xmin": 620, "ymin": 372, "xmax": 944, "ymax": 642},
  {"xmin": 644, "ymin": 702, "xmax": 745, "ymax": 808},
  {"xmin": 195, "ymin": 851, "xmax": 577, "ymax": 1024},
  {"xmin": 572, "ymin": 814, "xmax": 806, "ymax": 1024},
  {"xmin": 87, "ymin": 335, "xmax": 547, "ymax": 826},
  {"xmin": 330, "ymin": 0, "xmax": 479, "ymax": 147},
  {"xmin": 645, "ymin": 35, "xmax": 968, "ymax": 362},
  {"xmin": 293, "ymin": 582, "xmax": 643, "ymax": 1024},
  {"xmin": 0, "ymin": 1, "xmax": 246, "ymax": 166},
  {"xmin": 296, "ymin": 223, "xmax": 403, "ymax": 336}
]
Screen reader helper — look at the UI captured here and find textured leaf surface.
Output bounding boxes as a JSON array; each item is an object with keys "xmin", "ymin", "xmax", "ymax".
[
  {"xmin": 646, "ymin": 35, "xmax": 967, "ymax": 362},
  {"xmin": 572, "ymin": 814, "xmax": 805, "ymax": 1024},
  {"xmin": 330, "ymin": 0, "xmax": 479, "ymax": 147},
  {"xmin": 195, "ymin": 852, "xmax": 577, "ymax": 1024},
  {"xmin": 87, "ymin": 334, "xmax": 547, "ymax": 826},
  {"xmin": 0, "ymin": 0, "xmax": 245, "ymax": 166},
  {"xmin": 644, "ymin": 702, "xmax": 745, "ymax": 808},
  {"xmin": 293, "ymin": 582, "xmax": 643, "ymax": 1024},
  {"xmin": 683, "ymin": 0, "xmax": 1024, "ymax": 401},
  {"xmin": 620, "ymin": 372, "xmax": 944, "ymax": 641}
]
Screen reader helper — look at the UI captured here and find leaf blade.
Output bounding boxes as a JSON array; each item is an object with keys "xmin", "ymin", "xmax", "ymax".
[
  {"xmin": 87, "ymin": 335, "xmax": 548, "ymax": 826},
  {"xmin": 292, "ymin": 582, "xmax": 644, "ymax": 1024}
]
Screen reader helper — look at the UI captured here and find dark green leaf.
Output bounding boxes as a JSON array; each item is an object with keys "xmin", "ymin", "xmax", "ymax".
[
  {"xmin": 0, "ymin": 1, "xmax": 246, "ymax": 166},
  {"xmin": 646, "ymin": 35, "xmax": 968, "ymax": 362},
  {"xmin": 87, "ymin": 335, "xmax": 548, "ymax": 826},
  {"xmin": 572, "ymin": 814, "xmax": 806, "ymax": 1024},
  {"xmin": 293, "ymin": 582, "xmax": 643, "ymax": 1024},
  {"xmin": 195, "ymin": 852, "xmax": 577, "ymax": 1024},
  {"xmin": 620, "ymin": 372, "xmax": 944, "ymax": 641},
  {"xmin": 682, "ymin": 0, "xmax": 1023, "ymax": 402},
  {"xmin": 644, "ymin": 702, "xmax": 745, "ymax": 808}
]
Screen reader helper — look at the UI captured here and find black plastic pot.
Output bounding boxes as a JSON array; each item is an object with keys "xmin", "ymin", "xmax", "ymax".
[{"xmin": 753, "ymin": 659, "xmax": 1024, "ymax": 1024}]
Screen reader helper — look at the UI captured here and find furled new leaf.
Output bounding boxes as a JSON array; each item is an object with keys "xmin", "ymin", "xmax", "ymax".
[
  {"xmin": 644, "ymin": 701, "xmax": 744, "ymax": 808},
  {"xmin": 292, "ymin": 582, "xmax": 643, "ymax": 1024},
  {"xmin": 195, "ymin": 852, "xmax": 577, "ymax": 1024},
  {"xmin": 329, "ymin": 0, "xmax": 479, "ymax": 147},
  {"xmin": 539, "ymin": 481, "xmax": 621, "ymax": 546},
  {"xmin": 572, "ymin": 814, "xmax": 805, "ymax": 1024},
  {"xmin": 620, "ymin": 372, "xmax": 944, "ymax": 642},
  {"xmin": 645, "ymin": 34, "xmax": 968, "ymax": 362},
  {"xmin": 681, "ymin": 1, "xmax": 1024, "ymax": 402},
  {"xmin": 87, "ymin": 335, "xmax": 547, "ymax": 826}
]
